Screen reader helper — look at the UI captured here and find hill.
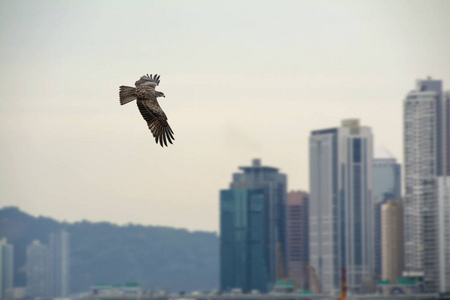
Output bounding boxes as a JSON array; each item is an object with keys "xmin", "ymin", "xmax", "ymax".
[{"xmin": 0, "ymin": 207, "xmax": 219, "ymax": 293}]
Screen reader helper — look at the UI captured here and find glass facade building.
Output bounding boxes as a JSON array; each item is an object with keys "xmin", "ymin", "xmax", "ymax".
[
  {"xmin": 220, "ymin": 189, "xmax": 270, "ymax": 292},
  {"xmin": 309, "ymin": 119, "xmax": 374, "ymax": 293},
  {"xmin": 372, "ymin": 149, "xmax": 401, "ymax": 204},
  {"xmin": 220, "ymin": 159, "xmax": 287, "ymax": 292},
  {"xmin": 309, "ymin": 128, "xmax": 340, "ymax": 293}
]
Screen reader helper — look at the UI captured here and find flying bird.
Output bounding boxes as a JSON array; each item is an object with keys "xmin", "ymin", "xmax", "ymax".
[{"xmin": 119, "ymin": 74, "xmax": 174, "ymax": 147}]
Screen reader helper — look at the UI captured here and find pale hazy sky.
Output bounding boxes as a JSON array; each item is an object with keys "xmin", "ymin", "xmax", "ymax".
[{"xmin": 1, "ymin": 0, "xmax": 449, "ymax": 232}]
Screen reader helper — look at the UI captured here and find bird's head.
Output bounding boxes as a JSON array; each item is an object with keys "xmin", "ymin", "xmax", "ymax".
[{"xmin": 156, "ymin": 91, "xmax": 166, "ymax": 98}]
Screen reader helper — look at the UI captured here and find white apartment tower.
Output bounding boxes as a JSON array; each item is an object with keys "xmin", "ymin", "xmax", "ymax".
[
  {"xmin": 438, "ymin": 177, "xmax": 450, "ymax": 292},
  {"xmin": 50, "ymin": 230, "xmax": 70, "ymax": 297},
  {"xmin": 27, "ymin": 240, "xmax": 51, "ymax": 298},
  {"xmin": 404, "ymin": 77, "xmax": 450, "ymax": 292},
  {"xmin": 403, "ymin": 89, "xmax": 437, "ymax": 274},
  {"xmin": 437, "ymin": 90, "xmax": 450, "ymax": 293}
]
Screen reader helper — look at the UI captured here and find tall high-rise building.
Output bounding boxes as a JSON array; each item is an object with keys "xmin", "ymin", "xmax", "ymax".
[
  {"xmin": 220, "ymin": 188, "xmax": 270, "ymax": 292},
  {"xmin": 220, "ymin": 159, "xmax": 287, "ymax": 292},
  {"xmin": 439, "ymin": 91, "xmax": 450, "ymax": 293},
  {"xmin": 286, "ymin": 191, "xmax": 309, "ymax": 290},
  {"xmin": 437, "ymin": 89, "xmax": 450, "ymax": 293},
  {"xmin": 309, "ymin": 119, "xmax": 374, "ymax": 293},
  {"xmin": 381, "ymin": 200, "xmax": 404, "ymax": 283},
  {"xmin": 403, "ymin": 88, "xmax": 437, "ymax": 275},
  {"xmin": 373, "ymin": 147, "xmax": 402, "ymax": 203},
  {"xmin": 373, "ymin": 148, "xmax": 402, "ymax": 280},
  {"xmin": 444, "ymin": 91, "xmax": 450, "ymax": 175},
  {"xmin": 403, "ymin": 77, "xmax": 450, "ymax": 292},
  {"xmin": 0, "ymin": 238, "xmax": 14, "ymax": 299},
  {"xmin": 50, "ymin": 230, "xmax": 70, "ymax": 297},
  {"xmin": 309, "ymin": 126, "xmax": 340, "ymax": 293},
  {"xmin": 27, "ymin": 240, "xmax": 51, "ymax": 298},
  {"xmin": 437, "ymin": 177, "xmax": 450, "ymax": 292}
]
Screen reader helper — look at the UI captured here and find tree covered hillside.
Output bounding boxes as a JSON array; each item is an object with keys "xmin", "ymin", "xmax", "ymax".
[{"xmin": 0, "ymin": 207, "xmax": 219, "ymax": 293}]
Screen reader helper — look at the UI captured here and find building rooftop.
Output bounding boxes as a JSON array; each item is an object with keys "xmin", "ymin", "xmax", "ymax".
[
  {"xmin": 374, "ymin": 146, "xmax": 395, "ymax": 159},
  {"xmin": 238, "ymin": 158, "xmax": 279, "ymax": 172}
]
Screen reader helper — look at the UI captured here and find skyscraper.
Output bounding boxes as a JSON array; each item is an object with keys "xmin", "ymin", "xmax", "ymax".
[
  {"xmin": 444, "ymin": 91, "xmax": 450, "ymax": 176},
  {"xmin": 309, "ymin": 119, "xmax": 374, "ymax": 293},
  {"xmin": 373, "ymin": 148, "xmax": 402, "ymax": 280},
  {"xmin": 403, "ymin": 77, "xmax": 450, "ymax": 292},
  {"xmin": 50, "ymin": 230, "xmax": 70, "ymax": 297},
  {"xmin": 437, "ymin": 90, "xmax": 450, "ymax": 293},
  {"xmin": 220, "ymin": 188, "xmax": 270, "ymax": 292},
  {"xmin": 373, "ymin": 148, "xmax": 402, "ymax": 203},
  {"xmin": 27, "ymin": 240, "xmax": 51, "ymax": 298},
  {"xmin": 286, "ymin": 191, "xmax": 309, "ymax": 290},
  {"xmin": 220, "ymin": 159, "xmax": 287, "ymax": 292},
  {"xmin": 309, "ymin": 127, "xmax": 339, "ymax": 293},
  {"xmin": 403, "ymin": 88, "xmax": 437, "ymax": 274},
  {"xmin": 437, "ymin": 177, "xmax": 450, "ymax": 292},
  {"xmin": 381, "ymin": 200, "xmax": 404, "ymax": 283},
  {"xmin": 0, "ymin": 238, "xmax": 14, "ymax": 299}
]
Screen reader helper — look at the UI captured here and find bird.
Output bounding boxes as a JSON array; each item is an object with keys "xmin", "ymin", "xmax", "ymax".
[{"xmin": 119, "ymin": 74, "xmax": 174, "ymax": 147}]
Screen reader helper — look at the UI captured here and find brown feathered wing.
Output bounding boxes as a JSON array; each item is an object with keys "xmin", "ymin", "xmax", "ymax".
[{"xmin": 137, "ymin": 100, "xmax": 174, "ymax": 147}]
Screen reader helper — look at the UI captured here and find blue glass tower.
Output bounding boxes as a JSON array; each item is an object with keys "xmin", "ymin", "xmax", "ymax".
[
  {"xmin": 220, "ymin": 189, "xmax": 270, "ymax": 292},
  {"xmin": 220, "ymin": 159, "xmax": 287, "ymax": 293}
]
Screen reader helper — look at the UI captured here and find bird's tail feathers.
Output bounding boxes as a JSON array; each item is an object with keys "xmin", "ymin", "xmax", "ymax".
[{"xmin": 119, "ymin": 86, "xmax": 137, "ymax": 105}]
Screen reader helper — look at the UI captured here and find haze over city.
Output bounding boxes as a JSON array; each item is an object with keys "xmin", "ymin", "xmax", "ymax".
[{"xmin": 1, "ymin": 0, "xmax": 450, "ymax": 232}]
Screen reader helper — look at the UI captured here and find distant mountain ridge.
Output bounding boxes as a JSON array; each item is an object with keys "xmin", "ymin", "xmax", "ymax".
[{"xmin": 0, "ymin": 207, "xmax": 219, "ymax": 293}]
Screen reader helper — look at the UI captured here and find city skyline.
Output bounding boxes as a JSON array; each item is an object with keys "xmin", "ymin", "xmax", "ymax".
[{"xmin": 1, "ymin": 1, "xmax": 450, "ymax": 232}]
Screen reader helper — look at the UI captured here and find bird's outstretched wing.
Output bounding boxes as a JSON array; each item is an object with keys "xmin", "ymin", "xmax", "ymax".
[
  {"xmin": 137, "ymin": 100, "xmax": 174, "ymax": 147},
  {"xmin": 135, "ymin": 74, "xmax": 161, "ymax": 88}
]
